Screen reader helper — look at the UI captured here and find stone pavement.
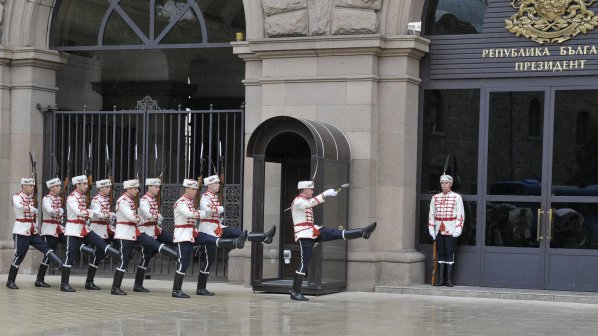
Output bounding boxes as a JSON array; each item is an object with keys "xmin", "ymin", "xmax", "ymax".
[{"xmin": 2, "ymin": 274, "xmax": 598, "ymax": 336}]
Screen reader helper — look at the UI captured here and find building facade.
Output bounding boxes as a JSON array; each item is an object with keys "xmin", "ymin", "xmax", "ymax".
[{"xmin": 2, "ymin": 0, "xmax": 595, "ymax": 292}]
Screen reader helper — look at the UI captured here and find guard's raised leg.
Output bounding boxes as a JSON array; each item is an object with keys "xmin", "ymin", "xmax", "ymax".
[
  {"xmin": 247, "ymin": 225, "xmax": 276, "ymax": 244},
  {"xmin": 343, "ymin": 222, "xmax": 377, "ymax": 240}
]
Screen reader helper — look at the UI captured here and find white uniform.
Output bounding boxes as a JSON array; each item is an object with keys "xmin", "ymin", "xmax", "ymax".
[
  {"xmin": 173, "ymin": 194, "xmax": 205, "ymax": 243},
  {"xmin": 290, "ymin": 193, "xmax": 325, "ymax": 241},
  {"xmin": 139, "ymin": 193, "xmax": 161, "ymax": 238},
  {"xmin": 41, "ymin": 192, "xmax": 64, "ymax": 237},
  {"xmin": 90, "ymin": 193, "xmax": 113, "ymax": 239},
  {"xmin": 12, "ymin": 191, "xmax": 36, "ymax": 236},
  {"xmin": 114, "ymin": 193, "xmax": 140, "ymax": 241},
  {"xmin": 428, "ymin": 191, "xmax": 465, "ymax": 238},
  {"xmin": 198, "ymin": 191, "xmax": 224, "ymax": 237},
  {"xmin": 64, "ymin": 189, "xmax": 92, "ymax": 238}
]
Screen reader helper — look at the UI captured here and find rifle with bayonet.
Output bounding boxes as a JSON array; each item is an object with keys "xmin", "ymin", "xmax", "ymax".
[
  {"xmin": 62, "ymin": 146, "xmax": 71, "ymax": 225},
  {"xmin": 106, "ymin": 145, "xmax": 116, "ymax": 235},
  {"xmin": 134, "ymin": 144, "xmax": 140, "ymax": 208},
  {"xmin": 195, "ymin": 143, "xmax": 204, "ymax": 209},
  {"xmin": 84, "ymin": 143, "xmax": 93, "ymax": 208},
  {"xmin": 29, "ymin": 150, "xmax": 39, "ymax": 229},
  {"xmin": 217, "ymin": 140, "xmax": 225, "ymax": 215},
  {"xmin": 155, "ymin": 144, "xmax": 163, "ymax": 212}
]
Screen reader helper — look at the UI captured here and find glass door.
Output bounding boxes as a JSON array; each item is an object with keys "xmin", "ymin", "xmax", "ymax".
[
  {"xmin": 545, "ymin": 89, "xmax": 598, "ymax": 291},
  {"xmin": 482, "ymin": 90, "xmax": 550, "ymax": 289}
]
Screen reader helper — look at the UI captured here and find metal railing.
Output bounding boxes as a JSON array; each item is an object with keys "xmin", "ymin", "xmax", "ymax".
[{"xmin": 42, "ymin": 96, "xmax": 244, "ymax": 277}]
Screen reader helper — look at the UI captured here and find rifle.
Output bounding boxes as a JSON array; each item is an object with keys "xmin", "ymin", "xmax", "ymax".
[
  {"xmin": 195, "ymin": 143, "xmax": 204, "ymax": 209},
  {"xmin": 84, "ymin": 143, "xmax": 93, "ymax": 207},
  {"xmin": 155, "ymin": 144, "xmax": 164, "ymax": 213},
  {"xmin": 134, "ymin": 144, "xmax": 140, "ymax": 208},
  {"xmin": 217, "ymin": 140, "xmax": 225, "ymax": 207},
  {"xmin": 106, "ymin": 144, "xmax": 114, "ymax": 212},
  {"xmin": 29, "ymin": 151, "xmax": 38, "ymax": 225},
  {"xmin": 62, "ymin": 146, "xmax": 71, "ymax": 222}
]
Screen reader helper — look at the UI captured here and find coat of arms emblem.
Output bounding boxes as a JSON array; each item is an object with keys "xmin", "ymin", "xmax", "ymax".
[{"xmin": 505, "ymin": 0, "xmax": 598, "ymax": 44}]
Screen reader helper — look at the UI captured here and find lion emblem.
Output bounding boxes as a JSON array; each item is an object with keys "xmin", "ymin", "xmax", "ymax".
[{"xmin": 505, "ymin": 0, "xmax": 598, "ymax": 44}]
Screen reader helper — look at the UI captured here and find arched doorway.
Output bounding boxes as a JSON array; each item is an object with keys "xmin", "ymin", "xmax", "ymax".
[{"xmin": 246, "ymin": 116, "xmax": 351, "ymax": 295}]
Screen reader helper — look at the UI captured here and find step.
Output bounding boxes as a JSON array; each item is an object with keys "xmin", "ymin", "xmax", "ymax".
[{"xmin": 375, "ymin": 285, "xmax": 598, "ymax": 305}]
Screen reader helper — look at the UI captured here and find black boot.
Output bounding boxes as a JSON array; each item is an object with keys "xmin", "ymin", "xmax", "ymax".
[
  {"xmin": 434, "ymin": 263, "xmax": 445, "ymax": 286},
  {"xmin": 172, "ymin": 273, "xmax": 190, "ymax": 298},
  {"xmin": 80, "ymin": 244, "xmax": 96, "ymax": 257},
  {"xmin": 111, "ymin": 270, "xmax": 127, "ymax": 295},
  {"xmin": 45, "ymin": 250, "xmax": 64, "ymax": 269},
  {"xmin": 196, "ymin": 272, "xmax": 215, "ymax": 296},
  {"xmin": 289, "ymin": 273, "xmax": 308, "ymax": 301},
  {"xmin": 158, "ymin": 244, "xmax": 178, "ymax": 259},
  {"xmin": 60, "ymin": 267, "xmax": 76, "ymax": 292},
  {"xmin": 247, "ymin": 225, "xmax": 277, "ymax": 244},
  {"xmin": 216, "ymin": 232, "xmax": 247, "ymax": 249},
  {"xmin": 133, "ymin": 267, "xmax": 149, "ymax": 292},
  {"xmin": 362, "ymin": 222, "xmax": 377, "ymax": 239},
  {"xmin": 105, "ymin": 245, "xmax": 121, "ymax": 260},
  {"xmin": 35, "ymin": 264, "xmax": 51, "ymax": 288},
  {"xmin": 446, "ymin": 263, "xmax": 454, "ymax": 287},
  {"xmin": 6, "ymin": 265, "xmax": 19, "ymax": 289},
  {"xmin": 85, "ymin": 266, "xmax": 101, "ymax": 290}
]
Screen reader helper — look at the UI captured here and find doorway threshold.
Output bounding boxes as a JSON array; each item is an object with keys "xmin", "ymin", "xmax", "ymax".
[{"xmin": 375, "ymin": 285, "xmax": 598, "ymax": 305}]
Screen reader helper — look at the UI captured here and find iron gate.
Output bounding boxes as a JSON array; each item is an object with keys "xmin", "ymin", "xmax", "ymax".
[{"xmin": 41, "ymin": 96, "xmax": 244, "ymax": 278}]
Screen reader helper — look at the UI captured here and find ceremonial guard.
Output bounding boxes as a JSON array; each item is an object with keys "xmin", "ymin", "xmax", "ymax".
[
  {"xmin": 172, "ymin": 179, "xmax": 246, "ymax": 298},
  {"xmin": 428, "ymin": 174, "xmax": 464, "ymax": 287},
  {"xmin": 134, "ymin": 177, "xmax": 174, "ymax": 292},
  {"xmin": 86, "ymin": 178, "xmax": 116, "ymax": 290},
  {"xmin": 35, "ymin": 178, "xmax": 95, "ymax": 288},
  {"xmin": 197, "ymin": 175, "xmax": 276, "ymax": 296},
  {"xmin": 61, "ymin": 175, "xmax": 121, "ymax": 292},
  {"xmin": 111, "ymin": 179, "xmax": 179, "ymax": 295},
  {"xmin": 289, "ymin": 181, "xmax": 377, "ymax": 301},
  {"xmin": 7, "ymin": 177, "xmax": 63, "ymax": 289}
]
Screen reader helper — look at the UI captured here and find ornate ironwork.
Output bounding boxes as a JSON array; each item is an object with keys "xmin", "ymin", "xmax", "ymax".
[{"xmin": 506, "ymin": 0, "xmax": 598, "ymax": 44}]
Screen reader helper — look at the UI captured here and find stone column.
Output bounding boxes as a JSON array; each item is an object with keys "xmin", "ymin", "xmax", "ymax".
[
  {"xmin": 231, "ymin": 35, "xmax": 429, "ymax": 290},
  {"xmin": 0, "ymin": 48, "xmax": 66, "ymax": 273}
]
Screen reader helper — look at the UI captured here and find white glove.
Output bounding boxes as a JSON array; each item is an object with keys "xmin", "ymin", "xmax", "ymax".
[
  {"xmin": 453, "ymin": 230, "xmax": 462, "ymax": 238},
  {"xmin": 198, "ymin": 210, "xmax": 207, "ymax": 219},
  {"xmin": 110, "ymin": 212, "xmax": 117, "ymax": 220},
  {"xmin": 158, "ymin": 214, "xmax": 163, "ymax": 221},
  {"xmin": 322, "ymin": 189, "xmax": 338, "ymax": 197},
  {"xmin": 31, "ymin": 207, "xmax": 39, "ymax": 214},
  {"xmin": 58, "ymin": 208, "xmax": 64, "ymax": 216},
  {"xmin": 217, "ymin": 206, "xmax": 225, "ymax": 214},
  {"xmin": 429, "ymin": 227, "xmax": 436, "ymax": 240},
  {"xmin": 88, "ymin": 209, "xmax": 98, "ymax": 217}
]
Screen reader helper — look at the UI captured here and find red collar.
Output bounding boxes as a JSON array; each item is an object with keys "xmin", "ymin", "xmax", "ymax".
[
  {"xmin": 74, "ymin": 189, "xmax": 85, "ymax": 196},
  {"xmin": 206, "ymin": 191, "xmax": 217, "ymax": 197},
  {"xmin": 144, "ymin": 193, "xmax": 155, "ymax": 199},
  {"xmin": 183, "ymin": 194, "xmax": 194, "ymax": 201},
  {"xmin": 49, "ymin": 191, "xmax": 59, "ymax": 197}
]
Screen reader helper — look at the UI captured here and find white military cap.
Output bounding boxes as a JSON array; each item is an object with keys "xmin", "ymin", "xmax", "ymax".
[
  {"xmin": 123, "ymin": 179, "xmax": 140, "ymax": 189},
  {"xmin": 203, "ymin": 175, "xmax": 220, "ymax": 185},
  {"xmin": 72, "ymin": 175, "xmax": 87, "ymax": 185},
  {"xmin": 21, "ymin": 177, "xmax": 35, "ymax": 185},
  {"xmin": 46, "ymin": 178, "xmax": 61, "ymax": 188},
  {"xmin": 96, "ymin": 179, "xmax": 111, "ymax": 188},
  {"xmin": 440, "ymin": 174, "xmax": 453, "ymax": 183},
  {"xmin": 183, "ymin": 179, "xmax": 198, "ymax": 189},
  {"xmin": 297, "ymin": 181, "xmax": 314, "ymax": 189},
  {"xmin": 145, "ymin": 178, "xmax": 161, "ymax": 186}
]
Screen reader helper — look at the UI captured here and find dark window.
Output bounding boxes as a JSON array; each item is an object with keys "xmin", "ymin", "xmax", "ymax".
[
  {"xmin": 421, "ymin": 89, "xmax": 480, "ymax": 195},
  {"xmin": 425, "ymin": 0, "xmax": 487, "ymax": 35},
  {"xmin": 576, "ymin": 110, "xmax": 589, "ymax": 145},
  {"xmin": 528, "ymin": 98, "xmax": 542, "ymax": 137}
]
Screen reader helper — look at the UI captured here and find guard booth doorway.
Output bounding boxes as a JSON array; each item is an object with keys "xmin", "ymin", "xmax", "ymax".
[{"xmin": 247, "ymin": 117, "xmax": 351, "ymax": 295}]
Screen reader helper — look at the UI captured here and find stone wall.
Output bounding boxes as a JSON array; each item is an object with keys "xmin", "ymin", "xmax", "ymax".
[{"xmin": 262, "ymin": 0, "xmax": 382, "ymax": 37}]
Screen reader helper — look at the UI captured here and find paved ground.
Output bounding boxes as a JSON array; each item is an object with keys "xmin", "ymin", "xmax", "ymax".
[{"xmin": 3, "ymin": 274, "xmax": 598, "ymax": 336}]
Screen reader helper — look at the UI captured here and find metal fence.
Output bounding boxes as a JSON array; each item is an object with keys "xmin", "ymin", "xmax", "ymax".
[{"xmin": 41, "ymin": 96, "xmax": 244, "ymax": 277}]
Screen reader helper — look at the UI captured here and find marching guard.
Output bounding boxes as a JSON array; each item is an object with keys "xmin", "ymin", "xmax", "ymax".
[
  {"xmin": 111, "ymin": 179, "xmax": 179, "ymax": 295},
  {"xmin": 35, "ymin": 178, "xmax": 95, "ymax": 288},
  {"xmin": 87, "ymin": 178, "xmax": 116, "ymax": 290},
  {"xmin": 7, "ymin": 177, "xmax": 64, "ymax": 289},
  {"xmin": 197, "ymin": 175, "xmax": 276, "ymax": 296},
  {"xmin": 61, "ymin": 175, "xmax": 121, "ymax": 292},
  {"xmin": 428, "ymin": 174, "xmax": 464, "ymax": 287},
  {"xmin": 289, "ymin": 181, "xmax": 377, "ymax": 301},
  {"xmin": 134, "ymin": 177, "xmax": 175, "ymax": 292},
  {"xmin": 172, "ymin": 179, "xmax": 246, "ymax": 298}
]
